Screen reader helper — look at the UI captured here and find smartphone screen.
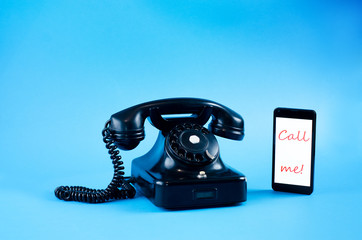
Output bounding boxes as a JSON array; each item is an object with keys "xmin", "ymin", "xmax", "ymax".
[{"xmin": 272, "ymin": 108, "xmax": 316, "ymax": 194}]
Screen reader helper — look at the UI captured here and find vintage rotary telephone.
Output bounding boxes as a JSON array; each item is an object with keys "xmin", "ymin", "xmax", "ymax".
[{"xmin": 55, "ymin": 98, "xmax": 247, "ymax": 208}]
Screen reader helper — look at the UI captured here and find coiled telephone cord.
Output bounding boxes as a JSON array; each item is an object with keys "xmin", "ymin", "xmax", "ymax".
[{"xmin": 54, "ymin": 120, "xmax": 136, "ymax": 203}]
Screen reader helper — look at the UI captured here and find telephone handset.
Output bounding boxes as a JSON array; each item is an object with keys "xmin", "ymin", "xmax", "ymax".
[{"xmin": 55, "ymin": 98, "xmax": 247, "ymax": 208}]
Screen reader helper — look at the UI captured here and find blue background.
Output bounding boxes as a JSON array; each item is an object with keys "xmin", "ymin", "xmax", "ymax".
[{"xmin": 1, "ymin": 1, "xmax": 361, "ymax": 239}]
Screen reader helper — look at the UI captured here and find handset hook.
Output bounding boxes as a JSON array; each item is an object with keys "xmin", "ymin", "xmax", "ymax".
[{"xmin": 149, "ymin": 106, "xmax": 213, "ymax": 133}]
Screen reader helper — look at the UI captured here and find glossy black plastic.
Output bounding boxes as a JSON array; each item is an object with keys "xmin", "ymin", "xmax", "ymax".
[
  {"xmin": 132, "ymin": 127, "xmax": 247, "ymax": 209},
  {"xmin": 108, "ymin": 98, "xmax": 244, "ymax": 150},
  {"xmin": 55, "ymin": 98, "xmax": 246, "ymax": 207},
  {"xmin": 108, "ymin": 98, "xmax": 247, "ymax": 208}
]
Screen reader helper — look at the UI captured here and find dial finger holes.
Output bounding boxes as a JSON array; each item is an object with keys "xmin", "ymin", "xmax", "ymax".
[
  {"xmin": 170, "ymin": 135, "xmax": 177, "ymax": 143},
  {"xmin": 202, "ymin": 128, "xmax": 209, "ymax": 134},
  {"xmin": 186, "ymin": 152, "xmax": 194, "ymax": 161},
  {"xmin": 176, "ymin": 125, "xmax": 184, "ymax": 132},
  {"xmin": 178, "ymin": 149, "xmax": 185, "ymax": 157},
  {"xmin": 171, "ymin": 143, "xmax": 179, "ymax": 151},
  {"xmin": 195, "ymin": 153, "xmax": 204, "ymax": 162},
  {"xmin": 193, "ymin": 125, "xmax": 201, "ymax": 131}
]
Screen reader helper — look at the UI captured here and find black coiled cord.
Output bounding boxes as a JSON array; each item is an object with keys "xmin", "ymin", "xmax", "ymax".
[{"xmin": 54, "ymin": 120, "xmax": 136, "ymax": 203}]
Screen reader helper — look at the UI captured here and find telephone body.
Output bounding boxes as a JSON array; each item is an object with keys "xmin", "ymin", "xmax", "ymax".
[{"xmin": 55, "ymin": 98, "xmax": 247, "ymax": 209}]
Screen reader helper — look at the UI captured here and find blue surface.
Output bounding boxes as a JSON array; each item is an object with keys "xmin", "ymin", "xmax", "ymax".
[{"xmin": 1, "ymin": 1, "xmax": 361, "ymax": 239}]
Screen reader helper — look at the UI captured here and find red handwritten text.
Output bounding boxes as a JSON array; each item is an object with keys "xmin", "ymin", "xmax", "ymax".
[
  {"xmin": 278, "ymin": 130, "xmax": 310, "ymax": 142},
  {"xmin": 281, "ymin": 164, "xmax": 304, "ymax": 174}
]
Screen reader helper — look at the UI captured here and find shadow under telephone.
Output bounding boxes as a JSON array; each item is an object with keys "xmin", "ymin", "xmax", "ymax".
[{"xmin": 55, "ymin": 98, "xmax": 247, "ymax": 209}]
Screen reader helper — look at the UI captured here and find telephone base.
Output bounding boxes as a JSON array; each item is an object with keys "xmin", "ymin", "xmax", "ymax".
[
  {"xmin": 131, "ymin": 131, "xmax": 247, "ymax": 209},
  {"xmin": 133, "ymin": 168, "xmax": 247, "ymax": 209}
]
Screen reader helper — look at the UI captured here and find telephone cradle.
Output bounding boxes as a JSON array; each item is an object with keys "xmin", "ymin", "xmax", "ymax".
[{"xmin": 55, "ymin": 98, "xmax": 247, "ymax": 209}]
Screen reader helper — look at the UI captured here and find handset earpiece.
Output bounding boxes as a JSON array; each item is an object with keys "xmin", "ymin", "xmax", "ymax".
[
  {"xmin": 208, "ymin": 107, "xmax": 244, "ymax": 141},
  {"xmin": 208, "ymin": 121, "xmax": 244, "ymax": 141},
  {"xmin": 108, "ymin": 109, "xmax": 146, "ymax": 150}
]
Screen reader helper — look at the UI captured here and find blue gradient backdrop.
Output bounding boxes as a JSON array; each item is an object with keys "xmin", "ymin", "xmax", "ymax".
[{"xmin": 1, "ymin": 1, "xmax": 361, "ymax": 239}]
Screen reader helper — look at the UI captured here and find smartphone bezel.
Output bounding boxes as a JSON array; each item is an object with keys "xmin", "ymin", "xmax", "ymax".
[{"xmin": 272, "ymin": 107, "xmax": 316, "ymax": 195}]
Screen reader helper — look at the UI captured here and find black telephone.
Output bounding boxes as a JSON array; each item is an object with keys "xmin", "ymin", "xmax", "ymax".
[{"xmin": 55, "ymin": 98, "xmax": 247, "ymax": 208}]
